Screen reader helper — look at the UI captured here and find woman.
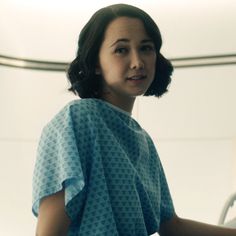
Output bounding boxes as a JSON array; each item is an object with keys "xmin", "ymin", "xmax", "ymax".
[{"xmin": 32, "ymin": 3, "xmax": 236, "ymax": 236}]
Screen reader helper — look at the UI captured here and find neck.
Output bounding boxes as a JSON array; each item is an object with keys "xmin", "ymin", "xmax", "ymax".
[{"xmin": 101, "ymin": 93, "xmax": 135, "ymax": 114}]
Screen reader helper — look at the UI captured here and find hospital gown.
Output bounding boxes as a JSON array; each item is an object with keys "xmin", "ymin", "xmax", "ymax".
[{"xmin": 32, "ymin": 98, "xmax": 175, "ymax": 236}]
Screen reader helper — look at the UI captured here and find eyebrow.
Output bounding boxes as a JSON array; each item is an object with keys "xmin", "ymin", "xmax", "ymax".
[{"xmin": 110, "ymin": 38, "xmax": 154, "ymax": 47}]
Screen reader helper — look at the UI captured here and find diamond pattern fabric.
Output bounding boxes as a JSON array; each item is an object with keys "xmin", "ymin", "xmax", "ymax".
[{"xmin": 32, "ymin": 98, "xmax": 175, "ymax": 235}]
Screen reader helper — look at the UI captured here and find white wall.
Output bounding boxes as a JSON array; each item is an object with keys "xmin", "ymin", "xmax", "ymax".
[
  {"xmin": 137, "ymin": 65, "xmax": 236, "ymax": 224},
  {"xmin": 0, "ymin": 67, "xmax": 75, "ymax": 235},
  {"xmin": 0, "ymin": 1, "xmax": 236, "ymax": 235}
]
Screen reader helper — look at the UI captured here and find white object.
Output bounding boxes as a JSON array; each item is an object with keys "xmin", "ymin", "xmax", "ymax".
[{"xmin": 218, "ymin": 192, "xmax": 236, "ymax": 228}]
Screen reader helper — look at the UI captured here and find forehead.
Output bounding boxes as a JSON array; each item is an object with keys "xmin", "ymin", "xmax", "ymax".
[{"xmin": 103, "ymin": 17, "xmax": 150, "ymax": 43}]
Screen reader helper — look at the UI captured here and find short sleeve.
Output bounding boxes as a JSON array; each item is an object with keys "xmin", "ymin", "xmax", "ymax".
[
  {"xmin": 159, "ymin": 161, "xmax": 175, "ymax": 223},
  {"xmin": 32, "ymin": 105, "xmax": 85, "ymax": 221},
  {"xmin": 144, "ymin": 131, "xmax": 175, "ymax": 224}
]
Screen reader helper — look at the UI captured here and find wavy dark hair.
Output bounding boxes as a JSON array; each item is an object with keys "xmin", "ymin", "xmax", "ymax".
[{"xmin": 67, "ymin": 3, "xmax": 173, "ymax": 98}]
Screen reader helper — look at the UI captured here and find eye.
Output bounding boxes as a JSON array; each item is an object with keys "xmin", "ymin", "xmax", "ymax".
[
  {"xmin": 114, "ymin": 47, "xmax": 129, "ymax": 55},
  {"xmin": 140, "ymin": 44, "xmax": 155, "ymax": 52}
]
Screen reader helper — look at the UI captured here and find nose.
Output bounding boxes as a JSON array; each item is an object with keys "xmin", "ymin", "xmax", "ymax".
[{"xmin": 130, "ymin": 51, "xmax": 144, "ymax": 70}]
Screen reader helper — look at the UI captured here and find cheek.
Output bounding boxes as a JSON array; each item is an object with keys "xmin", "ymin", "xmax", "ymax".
[
  {"xmin": 150, "ymin": 56, "xmax": 157, "ymax": 73},
  {"xmin": 100, "ymin": 61, "xmax": 121, "ymax": 83},
  {"xmin": 146, "ymin": 58, "xmax": 156, "ymax": 72},
  {"xmin": 147, "ymin": 60, "xmax": 156, "ymax": 82},
  {"xmin": 105, "ymin": 59, "xmax": 126, "ymax": 75}
]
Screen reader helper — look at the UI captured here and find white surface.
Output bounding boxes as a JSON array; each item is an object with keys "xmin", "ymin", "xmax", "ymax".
[
  {"xmin": 0, "ymin": 0, "xmax": 235, "ymax": 60},
  {"xmin": 157, "ymin": 138, "xmax": 235, "ymax": 224},
  {"xmin": 0, "ymin": 1, "xmax": 236, "ymax": 235},
  {"xmin": 138, "ymin": 66, "xmax": 236, "ymax": 139}
]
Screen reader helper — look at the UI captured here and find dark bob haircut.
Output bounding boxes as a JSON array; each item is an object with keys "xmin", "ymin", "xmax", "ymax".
[{"xmin": 67, "ymin": 3, "xmax": 173, "ymax": 98}]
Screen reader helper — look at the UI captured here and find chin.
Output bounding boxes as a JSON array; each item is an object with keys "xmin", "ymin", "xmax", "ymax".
[
  {"xmin": 133, "ymin": 89, "xmax": 148, "ymax": 96},
  {"xmin": 129, "ymin": 92, "xmax": 146, "ymax": 98}
]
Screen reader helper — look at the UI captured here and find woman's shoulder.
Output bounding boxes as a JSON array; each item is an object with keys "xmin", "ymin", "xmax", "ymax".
[
  {"xmin": 64, "ymin": 98, "xmax": 98, "ymax": 112},
  {"xmin": 44, "ymin": 99, "xmax": 101, "ymax": 129},
  {"xmin": 53, "ymin": 98, "xmax": 98, "ymax": 118}
]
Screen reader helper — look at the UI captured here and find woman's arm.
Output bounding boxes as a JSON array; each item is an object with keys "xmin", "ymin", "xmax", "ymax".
[
  {"xmin": 160, "ymin": 214, "xmax": 236, "ymax": 236},
  {"xmin": 36, "ymin": 190, "xmax": 71, "ymax": 236}
]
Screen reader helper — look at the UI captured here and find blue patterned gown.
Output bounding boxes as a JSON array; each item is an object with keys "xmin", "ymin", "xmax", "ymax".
[{"xmin": 32, "ymin": 98, "xmax": 175, "ymax": 236}]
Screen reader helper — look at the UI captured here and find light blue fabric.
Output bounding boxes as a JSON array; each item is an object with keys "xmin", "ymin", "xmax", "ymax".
[{"xmin": 32, "ymin": 98, "xmax": 175, "ymax": 236}]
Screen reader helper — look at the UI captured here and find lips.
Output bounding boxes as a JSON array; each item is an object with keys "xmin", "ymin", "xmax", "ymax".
[{"xmin": 127, "ymin": 75, "xmax": 146, "ymax": 80}]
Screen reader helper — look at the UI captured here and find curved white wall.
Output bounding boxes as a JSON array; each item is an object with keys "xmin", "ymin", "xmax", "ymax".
[{"xmin": 0, "ymin": 1, "xmax": 235, "ymax": 235}]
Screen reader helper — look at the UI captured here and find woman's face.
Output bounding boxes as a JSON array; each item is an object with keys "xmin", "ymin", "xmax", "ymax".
[{"xmin": 97, "ymin": 16, "xmax": 156, "ymax": 105}]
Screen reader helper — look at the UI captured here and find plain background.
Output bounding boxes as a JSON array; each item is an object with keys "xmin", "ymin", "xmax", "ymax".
[{"xmin": 0, "ymin": 0, "xmax": 235, "ymax": 235}]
